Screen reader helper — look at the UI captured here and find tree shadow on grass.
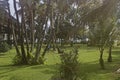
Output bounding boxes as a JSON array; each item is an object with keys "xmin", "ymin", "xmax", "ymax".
[
  {"xmin": 0, "ymin": 53, "xmax": 6, "ymax": 56},
  {"xmin": 79, "ymin": 59, "xmax": 120, "ymax": 79},
  {"xmin": 30, "ymin": 64, "xmax": 59, "ymax": 74},
  {"xmin": 112, "ymin": 51, "xmax": 120, "ymax": 57},
  {"xmin": 30, "ymin": 63, "xmax": 60, "ymax": 69},
  {"xmin": 41, "ymin": 69, "xmax": 57, "ymax": 74},
  {"xmin": 0, "ymin": 65, "xmax": 29, "ymax": 78},
  {"xmin": 78, "ymin": 50, "xmax": 120, "ymax": 79},
  {"xmin": 111, "ymin": 50, "xmax": 120, "ymax": 63},
  {"xmin": 80, "ymin": 61, "xmax": 103, "ymax": 75},
  {"xmin": 111, "ymin": 50, "xmax": 120, "ymax": 69},
  {"xmin": 0, "ymin": 53, "xmax": 7, "ymax": 58},
  {"xmin": 30, "ymin": 54, "xmax": 120, "ymax": 78}
]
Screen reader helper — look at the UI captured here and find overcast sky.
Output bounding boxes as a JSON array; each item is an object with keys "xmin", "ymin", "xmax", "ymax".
[{"xmin": 9, "ymin": 0, "xmax": 19, "ymax": 16}]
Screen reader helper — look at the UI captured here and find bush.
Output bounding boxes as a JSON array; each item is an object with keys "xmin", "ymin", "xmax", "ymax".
[
  {"xmin": 29, "ymin": 56, "xmax": 45, "ymax": 65},
  {"xmin": 13, "ymin": 54, "xmax": 45, "ymax": 65},
  {"xmin": 51, "ymin": 48, "xmax": 81, "ymax": 80},
  {"xmin": 115, "ymin": 77, "xmax": 120, "ymax": 80},
  {"xmin": 12, "ymin": 55, "xmax": 23, "ymax": 65},
  {"xmin": 0, "ymin": 42, "xmax": 10, "ymax": 53}
]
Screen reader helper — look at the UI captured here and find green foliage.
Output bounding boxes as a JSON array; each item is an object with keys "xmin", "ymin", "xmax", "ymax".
[
  {"xmin": 12, "ymin": 55, "xmax": 23, "ymax": 65},
  {"xmin": 88, "ymin": 18, "xmax": 116, "ymax": 47},
  {"xmin": 0, "ymin": 42, "xmax": 10, "ymax": 53},
  {"xmin": 37, "ymin": 56, "xmax": 45, "ymax": 64},
  {"xmin": 115, "ymin": 77, "xmax": 120, "ymax": 80},
  {"xmin": 30, "ymin": 56, "xmax": 45, "ymax": 65},
  {"xmin": 13, "ymin": 54, "xmax": 45, "ymax": 65},
  {"xmin": 58, "ymin": 48, "xmax": 80, "ymax": 80}
]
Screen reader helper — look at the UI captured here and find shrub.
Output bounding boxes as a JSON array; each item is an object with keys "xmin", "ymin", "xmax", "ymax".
[
  {"xmin": 0, "ymin": 42, "xmax": 10, "ymax": 53},
  {"xmin": 12, "ymin": 55, "xmax": 23, "ymax": 65},
  {"xmin": 13, "ymin": 53, "xmax": 45, "ymax": 65},
  {"xmin": 51, "ymin": 48, "xmax": 81, "ymax": 80},
  {"xmin": 115, "ymin": 77, "xmax": 120, "ymax": 80},
  {"xmin": 29, "ymin": 56, "xmax": 45, "ymax": 65}
]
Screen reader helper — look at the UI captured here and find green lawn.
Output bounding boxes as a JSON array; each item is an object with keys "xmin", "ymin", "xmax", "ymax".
[{"xmin": 0, "ymin": 45, "xmax": 120, "ymax": 80}]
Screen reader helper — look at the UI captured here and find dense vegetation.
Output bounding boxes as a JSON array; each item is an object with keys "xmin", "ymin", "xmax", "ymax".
[
  {"xmin": 0, "ymin": 0, "xmax": 120, "ymax": 80},
  {"xmin": 0, "ymin": 42, "xmax": 10, "ymax": 53}
]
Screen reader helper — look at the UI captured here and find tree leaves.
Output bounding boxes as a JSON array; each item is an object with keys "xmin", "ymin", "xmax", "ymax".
[{"xmin": 82, "ymin": 0, "xmax": 119, "ymax": 24}]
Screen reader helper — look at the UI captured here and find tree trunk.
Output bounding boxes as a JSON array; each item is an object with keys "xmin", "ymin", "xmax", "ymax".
[
  {"xmin": 11, "ymin": 24, "xmax": 21, "ymax": 56},
  {"xmin": 52, "ymin": 29, "xmax": 56, "ymax": 51},
  {"xmin": 34, "ymin": 20, "xmax": 47, "ymax": 64},
  {"xmin": 34, "ymin": 0, "xmax": 50, "ymax": 64},
  {"xmin": 20, "ymin": 20, "xmax": 28, "ymax": 64},
  {"xmin": 30, "ymin": 10, "xmax": 35, "ymax": 52},
  {"xmin": 13, "ymin": 0, "xmax": 21, "ymax": 56},
  {"xmin": 20, "ymin": 0, "xmax": 28, "ymax": 64},
  {"xmin": 23, "ymin": 14, "xmax": 30, "ymax": 60},
  {"xmin": 108, "ymin": 46, "xmax": 112, "ymax": 62},
  {"xmin": 20, "ymin": 42, "xmax": 28, "ymax": 64},
  {"xmin": 70, "ymin": 41, "xmax": 73, "ymax": 47},
  {"xmin": 13, "ymin": 0, "xmax": 21, "ymax": 34},
  {"xmin": 42, "ymin": 37, "xmax": 52, "ymax": 57},
  {"xmin": 34, "ymin": 30, "xmax": 45, "ymax": 64},
  {"xmin": 25, "ymin": 28, "xmax": 30, "ymax": 59},
  {"xmin": 99, "ymin": 48, "xmax": 105, "ymax": 69},
  {"xmin": 7, "ymin": 1, "xmax": 12, "ymax": 46}
]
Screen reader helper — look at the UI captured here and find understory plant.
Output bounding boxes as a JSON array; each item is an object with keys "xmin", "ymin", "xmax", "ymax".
[
  {"xmin": 0, "ymin": 41, "xmax": 10, "ymax": 53},
  {"xmin": 51, "ymin": 48, "xmax": 81, "ymax": 80},
  {"xmin": 13, "ymin": 54, "xmax": 45, "ymax": 65}
]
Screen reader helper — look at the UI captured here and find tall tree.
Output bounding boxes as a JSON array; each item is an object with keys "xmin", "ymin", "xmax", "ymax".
[{"xmin": 83, "ymin": 0, "xmax": 119, "ymax": 69}]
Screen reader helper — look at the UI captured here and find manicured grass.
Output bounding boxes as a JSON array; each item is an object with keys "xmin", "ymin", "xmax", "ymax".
[{"xmin": 0, "ymin": 45, "xmax": 120, "ymax": 80}]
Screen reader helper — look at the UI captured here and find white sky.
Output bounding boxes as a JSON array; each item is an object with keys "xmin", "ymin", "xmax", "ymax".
[
  {"xmin": 9, "ymin": 0, "xmax": 14, "ymax": 16},
  {"xmin": 9, "ymin": 0, "xmax": 19, "ymax": 16}
]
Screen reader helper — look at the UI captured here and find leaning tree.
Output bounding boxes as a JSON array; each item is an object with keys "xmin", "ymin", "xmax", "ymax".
[{"xmin": 82, "ymin": 0, "xmax": 119, "ymax": 69}]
